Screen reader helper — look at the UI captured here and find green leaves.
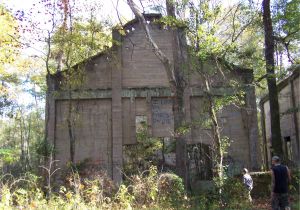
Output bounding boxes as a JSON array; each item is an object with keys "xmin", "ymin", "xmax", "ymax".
[
  {"xmin": 157, "ymin": 15, "xmax": 188, "ymax": 29},
  {"xmin": 273, "ymin": 0, "xmax": 300, "ymax": 40},
  {"xmin": 196, "ymin": 25, "xmax": 223, "ymax": 61},
  {"xmin": 50, "ymin": 16, "xmax": 111, "ymax": 68},
  {"xmin": 0, "ymin": 148, "xmax": 19, "ymax": 164}
]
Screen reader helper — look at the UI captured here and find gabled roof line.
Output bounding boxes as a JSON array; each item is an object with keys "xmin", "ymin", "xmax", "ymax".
[{"xmin": 260, "ymin": 65, "xmax": 300, "ymax": 105}]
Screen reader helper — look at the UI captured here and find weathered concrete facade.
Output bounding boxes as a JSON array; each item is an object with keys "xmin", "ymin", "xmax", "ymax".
[
  {"xmin": 46, "ymin": 14, "xmax": 260, "ymax": 183},
  {"xmin": 260, "ymin": 66, "xmax": 300, "ymax": 168}
]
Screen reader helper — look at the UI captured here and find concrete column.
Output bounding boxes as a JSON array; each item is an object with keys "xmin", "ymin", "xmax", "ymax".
[
  {"xmin": 184, "ymin": 87, "xmax": 192, "ymax": 144},
  {"xmin": 246, "ymin": 86, "xmax": 261, "ymax": 170},
  {"xmin": 111, "ymin": 29, "xmax": 123, "ymax": 184},
  {"xmin": 46, "ymin": 75, "xmax": 57, "ymax": 159},
  {"xmin": 290, "ymin": 78, "xmax": 300, "ymax": 164},
  {"xmin": 146, "ymin": 93, "xmax": 152, "ymax": 135},
  {"xmin": 260, "ymin": 101, "xmax": 269, "ymax": 169},
  {"xmin": 130, "ymin": 96, "xmax": 136, "ymax": 144}
]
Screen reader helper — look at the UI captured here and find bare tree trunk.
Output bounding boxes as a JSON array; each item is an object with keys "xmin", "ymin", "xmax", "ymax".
[
  {"xmin": 67, "ymin": 100, "xmax": 75, "ymax": 163},
  {"xmin": 126, "ymin": 0, "xmax": 189, "ymax": 187},
  {"xmin": 262, "ymin": 0, "xmax": 283, "ymax": 157},
  {"xmin": 55, "ymin": 0, "xmax": 69, "ymax": 73},
  {"xmin": 166, "ymin": 0, "xmax": 189, "ymax": 188},
  {"xmin": 203, "ymin": 78, "xmax": 223, "ymax": 187}
]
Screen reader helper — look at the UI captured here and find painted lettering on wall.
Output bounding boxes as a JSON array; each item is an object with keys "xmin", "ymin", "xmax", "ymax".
[{"xmin": 152, "ymin": 98, "xmax": 173, "ymax": 125}]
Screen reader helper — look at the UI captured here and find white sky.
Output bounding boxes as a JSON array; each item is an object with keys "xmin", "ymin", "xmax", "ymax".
[
  {"xmin": 0, "ymin": 0, "xmax": 254, "ymax": 108},
  {"xmin": 1, "ymin": 0, "xmax": 142, "ymax": 23},
  {"xmin": 0, "ymin": 0, "xmax": 155, "ymax": 108},
  {"xmin": 0, "ymin": 0, "xmax": 160, "ymax": 55}
]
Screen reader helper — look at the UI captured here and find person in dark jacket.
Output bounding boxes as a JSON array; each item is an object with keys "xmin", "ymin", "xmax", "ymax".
[{"xmin": 271, "ymin": 156, "xmax": 291, "ymax": 210}]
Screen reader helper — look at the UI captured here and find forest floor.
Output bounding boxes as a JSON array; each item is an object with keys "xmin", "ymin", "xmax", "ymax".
[
  {"xmin": 252, "ymin": 196, "xmax": 299, "ymax": 210},
  {"xmin": 253, "ymin": 198, "xmax": 271, "ymax": 210}
]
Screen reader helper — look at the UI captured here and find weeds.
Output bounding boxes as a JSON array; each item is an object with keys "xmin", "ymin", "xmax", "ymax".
[{"xmin": 2, "ymin": 167, "xmax": 297, "ymax": 209}]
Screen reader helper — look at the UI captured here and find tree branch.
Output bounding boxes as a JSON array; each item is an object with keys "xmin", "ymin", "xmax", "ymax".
[{"xmin": 126, "ymin": 0, "xmax": 176, "ymax": 89}]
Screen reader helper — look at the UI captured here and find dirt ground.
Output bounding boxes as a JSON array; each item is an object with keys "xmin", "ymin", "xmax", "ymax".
[
  {"xmin": 253, "ymin": 198, "xmax": 272, "ymax": 210},
  {"xmin": 252, "ymin": 196, "xmax": 299, "ymax": 210}
]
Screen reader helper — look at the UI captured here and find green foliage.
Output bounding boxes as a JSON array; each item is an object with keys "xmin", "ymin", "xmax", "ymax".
[
  {"xmin": 190, "ymin": 177, "xmax": 251, "ymax": 210},
  {"xmin": 196, "ymin": 25, "xmax": 224, "ymax": 61},
  {"xmin": 123, "ymin": 123, "xmax": 162, "ymax": 175},
  {"xmin": 290, "ymin": 169, "xmax": 300, "ymax": 194},
  {"xmin": 0, "ymin": 108, "xmax": 45, "ymax": 173},
  {"xmin": 115, "ymin": 184, "xmax": 134, "ymax": 209},
  {"xmin": 50, "ymin": 13, "xmax": 111, "ymax": 72},
  {"xmin": 220, "ymin": 136, "xmax": 231, "ymax": 157},
  {"xmin": 272, "ymin": 0, "xmax": 300, "ymax": 64},
  {"xmin": 220, "ymin": 177, "xmax": 251, "ymax": 209},
  {"xmin": 157, "ymin": 172, "xmax": 186, "ymax": 209},
  {"xmin": 175, "ymin": 123, "xmax": 191, "ymax": 136},
  {"xmin": 0, "ymin": 148, "xmax": 18, "ymax": 165},
  {"xmin": 0, "ymin": 165, "xmax": 187, "ymax": 209},
  {"xmin": 34, "ymin": 140, "xmax": 54, "ymax": 158},
  {"xmin": 0, "ymin": 168, "xmax": 297, "ymax": 209},
  {"xmin": 273, "ymin": 0, "xmax": 300, "ymax": 40},
  {"xmin": 156, "ymin": 15, "xmax": 188, "ymax": 29}
]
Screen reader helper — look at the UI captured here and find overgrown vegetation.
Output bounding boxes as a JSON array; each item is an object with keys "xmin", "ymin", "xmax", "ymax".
[
  {"xmin": 0, "ymin": 0, "xmax": 299, "ymax": 209},
  {"xmin": 0, "ymin": 166, "xmax": 259, "ymax": 209},
  {"xmin": 4, "ymin": 168, "xmax": 298, "ymax": 209}
]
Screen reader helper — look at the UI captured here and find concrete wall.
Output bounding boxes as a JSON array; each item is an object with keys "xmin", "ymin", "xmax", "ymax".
[
  {"xmin": 55, "ymin": 99, "xmax": 112, "ymax": 175},
  {"xmin": 190, "ymin": 97, "xmax": 251, "ymax": 169},
  {"xmin": 122, "ymin": 24, "xmax": 171, "ymax": 88},
  {"xmin": 47, "ymin": 16, "xmax": 260, "ymax": 182},
  {"xmin": 262, "ymin": 69, "xmax": 300, "ymax": 166},
  {"xmin": 83, "ymin": 56, "xmax": 112, "ymax": 89}
]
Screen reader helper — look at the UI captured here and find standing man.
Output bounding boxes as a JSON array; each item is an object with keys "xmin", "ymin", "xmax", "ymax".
[{"xmin": 271, "ymin": 156, "xmax": 291, "ymax": 210}]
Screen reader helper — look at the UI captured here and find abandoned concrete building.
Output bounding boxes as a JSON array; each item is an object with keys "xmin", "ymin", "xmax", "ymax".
[
  {"xmin": 260, "ymin": 66, "xmax": 300, "ymax": 168},
  {"xmin": 46, "ymin": 14, "xmax": 260, "ymax": 183}
]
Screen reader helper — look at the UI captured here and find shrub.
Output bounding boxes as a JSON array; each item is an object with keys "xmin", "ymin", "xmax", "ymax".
[
  {"xmin": 130, "ymin": 166, "xmax": 158, "ymax": 207},
  {"xmin": 157, "ymin": 172, "xmax": 186, "ymax": 209},
  {"xmin": 250, "ymin": 171, "xmax": 271, "ymax": 198},
  {"xmin": 189, "ymin": 177, "xmax": 251, "ymax": 210},
  {"xmin": 220, "ymin": 177, "xmax": 251, "ymax": 209}
]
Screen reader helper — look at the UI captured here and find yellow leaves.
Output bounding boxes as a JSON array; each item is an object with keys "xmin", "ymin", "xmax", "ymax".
[
  {"xmin": 0, "ymin": 5, "xmax": 19, "ymax": 70},
  {"xmin": 29, "ymin": 201, "xmax": 37, "ymax": 209},
  {"xmin": 1, "ymin": 186, "xmax": 11, "ymax": 207},
  {"xmin": 65, "ymin": 191, "xmax": 73, "ymax": 200}
]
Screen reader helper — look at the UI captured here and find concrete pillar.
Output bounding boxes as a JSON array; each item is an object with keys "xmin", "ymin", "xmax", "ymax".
[
  {"xmin": 46, "ymin": 74, "xmax": 57, "ymax": 158},
  {"xmin": 290, "ymin": 78, "xmax": 300, "ymax": 165},
  {"xmin": 184, "ymin": 87, "xmax": 192, "ymax": 144},
  {"xmin": 111, "ymin": 29, "xmax": 123, "ymax": 184},
  {"xmin": 246, "ymin": 85, "xmax": 261, "ymax": 170}
]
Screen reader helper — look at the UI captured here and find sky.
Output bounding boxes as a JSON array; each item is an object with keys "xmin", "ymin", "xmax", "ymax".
[
  {"xmin": 1, "ymin": 0, "xmax": 143, "ymax": 23},
  {"xmin": 0, "ymin": 0, "xmax": 140, "ymax": 108},
  {"xmin": 0, "ymin": 0, "xmax": 164, "ymax": 56},
  {"xmin": 0, "ymin": 0, "xmax": 254, "ymax": 108}
]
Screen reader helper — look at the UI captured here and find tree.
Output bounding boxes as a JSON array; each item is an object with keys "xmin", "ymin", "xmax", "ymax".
[
  {"xmin": 0, "ymin": 4, "xmax": 20, "ymax": 114},
  {"xmin": 43, "ymin": 0, "xmax": 111, "ymax": 163},
  {"xmin": 273, "ymin": 0, "xmax": 300, "ymax": 65},
  {"xmin": 126, "ymin": 0, "xmax": 264, "ymax": 189},
  {"xmin": 126, "ymin": 0, "xmax": 189, "ymax": 188},
  {"xmin": 262, "ymin": 0, "xmax": 283, "ymax": 156},
  {"xmin": 185, "ymin": 0, "xmax": 255, "ymax": 192}
]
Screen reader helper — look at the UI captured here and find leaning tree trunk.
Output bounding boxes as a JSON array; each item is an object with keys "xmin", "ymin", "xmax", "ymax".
[
  {"xmin": 166, "ymin": 0, "xmax": 189, "ymax": 188},
  {"xmin": 126, "ymin": 0, "xmax": 189, "ymax": 187},
  {"xmin": 262, "ymin": 0, "xmax": 283, "ymax": 157}
]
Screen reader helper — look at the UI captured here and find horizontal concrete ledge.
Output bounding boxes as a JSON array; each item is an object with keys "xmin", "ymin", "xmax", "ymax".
[{"xmin": 51, "ymin": 87, "xmax": 242, "ymax": 100}]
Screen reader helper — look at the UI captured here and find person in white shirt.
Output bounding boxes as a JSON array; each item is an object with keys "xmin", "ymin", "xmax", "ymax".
[{"xmin": 242, "ymin": 168, "xmax": 253, "ymax": 202}]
